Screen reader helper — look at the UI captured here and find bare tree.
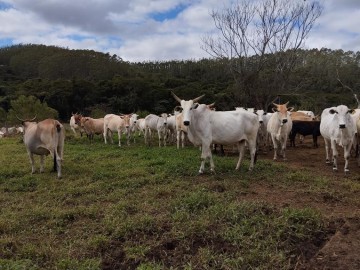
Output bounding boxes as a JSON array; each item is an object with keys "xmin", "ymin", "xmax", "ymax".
[
  {"xmin": 336, "ymin": 69, "xmax": 360, "ymax": 108},
  {"xmin": 201, "ymin": 0, "xmax": 322, "ymax": 109}
]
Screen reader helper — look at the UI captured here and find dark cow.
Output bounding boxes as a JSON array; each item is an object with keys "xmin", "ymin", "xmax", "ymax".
[{"xmin": 289, "ymin": 120, "xmax": 321, "ymax": 148}]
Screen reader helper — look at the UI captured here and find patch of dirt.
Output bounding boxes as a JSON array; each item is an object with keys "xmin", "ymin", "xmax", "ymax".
[{"xmin": 230, "ymin": 136, "xmax": 360, "ymax": 270}]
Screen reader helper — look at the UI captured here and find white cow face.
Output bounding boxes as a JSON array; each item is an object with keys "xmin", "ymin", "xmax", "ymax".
[
  {"xmin": 160, "ymin": 113, "xmax": 168, "ymax": 126},
  {"xmin": 181, "ymin": 100, "xmax": 199, "ymax": 126},
  {"xmin": 171, "ymin": 92, "xmax": 204, "ymax": 126},
  {"xmin": 329, "ymin": 105, "xmax": 354, "ymax": 129},
  {"xmin": 255, "ymin": 109, "xmax": 265, "ymax": 124}
]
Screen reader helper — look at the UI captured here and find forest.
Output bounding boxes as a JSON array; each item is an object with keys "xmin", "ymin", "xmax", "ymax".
[{"xmin": 0, "ymin": 44, "xmax": 360, "ymax": 124}]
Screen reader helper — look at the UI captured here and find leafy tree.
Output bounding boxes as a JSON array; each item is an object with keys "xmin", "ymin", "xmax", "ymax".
[{"xmin": 7, "ymin": 95, "xmax": 58, "ymax": 124}]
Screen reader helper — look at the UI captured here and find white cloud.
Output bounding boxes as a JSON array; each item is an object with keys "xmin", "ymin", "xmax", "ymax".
[{"xmin": 1, "ymin": 0, "xmax": 360, "ymax": 61}]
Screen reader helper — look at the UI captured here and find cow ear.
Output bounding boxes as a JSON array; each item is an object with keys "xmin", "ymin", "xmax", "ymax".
[
  {"xmin": 288, "ymin": 107, "xmax": 294, "ymax": 112},
  {"xmin": 348, "ymin": 109, "xmax": 355, "ymax": 114},
  {"xmin": 264, "ymin": 112, "xmax": 267, "ymax": 115},
  {"xmin": 193, "ymin": 103, "xmax": 199, "ymax": 109},
  {"xmin": 329, "ymin": 109, "xmax": 336, "ymax": 114}
]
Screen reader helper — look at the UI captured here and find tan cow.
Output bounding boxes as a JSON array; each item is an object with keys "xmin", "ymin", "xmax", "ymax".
[
  {"xmin": 103, "ymin": 114, "xmax": 131, "ymax": 146},
  {"xmin": 290, "ymin": 111, "xmax": 314, "ymax": 121},
  {"xmin": 19, "ymin": 117, "xmax": 65, "ymax": 178},
  {"xmin": 79, "ymin": 117, "xmax": 104, "ymax": 143},
  {"xmin": 267, "ymin": 102, "xmax": 293, "ymax": 160}
]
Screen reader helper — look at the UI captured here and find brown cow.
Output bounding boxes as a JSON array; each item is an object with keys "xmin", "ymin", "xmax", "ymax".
[{"xmin": 79, "ymin": 117, "xmax": 104, "ymax": 143}]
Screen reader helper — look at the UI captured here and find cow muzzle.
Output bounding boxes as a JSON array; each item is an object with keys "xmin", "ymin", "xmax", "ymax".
[
  {"xmin": 339, "ymin": 124, "xmax": 346, "ymax": 129},
  {"xmin": 183, "ymin": 121, "xmax": 190, "ymax": 126},
  {"xmin": 282, "ymin": 119, "xmax": 288, "ymax": 124}
]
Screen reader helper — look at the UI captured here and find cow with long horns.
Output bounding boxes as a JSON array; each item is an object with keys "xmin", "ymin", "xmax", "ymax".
[
  {"xmin": 18, "ymin": 116, "xmax": 65, "ymax": 178},
  {"xmin": 171, "ymin": 92, "xmax": 259, "ymax": 174}
]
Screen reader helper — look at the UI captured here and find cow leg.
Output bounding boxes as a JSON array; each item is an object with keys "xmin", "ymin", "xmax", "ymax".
[
  {"xmin": 344, "ymin": 143, "xmax": 352, "ymax": 173},
  {"xmin": 117, "ymin": 129, "xmax": 122, "ymax": 147},
  {"xmin": 103, "ymin": 128, "xmax": 108, "ymax": 144},
  {"xmin": 330, "ymin": 140, "xmax": 338, "ymax": 171},
  {"xmin": 271, "ymin": 135, "xmax": 278, "ymax": 160},
  {"xmin": 176, "ymin": 130, "xmax": 181, "ymax": 149},
  {"xmin": 235, "ymin": 141, "xmax": 245, "ymax": 170},
  {"xmin": 27, "ymin": 151, "xmax": 36, "ymax": 174},
  {"xmin": 163, "ymin": 130, "xmax": 167, "ymax": 147},
  {"xmin": 181, "ymin": 131, "xmax": 185, "ymax": 148},
  {"xmin": 40, "ymin": 155, "xmax": 45, "ymax": 173},
  {"xmin": 281, "ymin": 138, "xmax": 288, "ymax": 161},
  {"xmin": 56, "ymin": 155, "xmax": 62, "ymax": 178},
  {"xmin": 323, "ymin": 138, "xmax": 331, "ymax": 164},
  {"xmin": 199, "ymin": 143, "xmax": 213, "ymax": 174},
  {"xmin": 144, "ymin": 128, "xmax": 149, "ymax": 146},
  {"xmin": 157, "ymin": 130, "xmax": 161, "ymax": 147},
  {"xmin": 247, "ymin": 139, "xmax": 257, "ymax": 170}
]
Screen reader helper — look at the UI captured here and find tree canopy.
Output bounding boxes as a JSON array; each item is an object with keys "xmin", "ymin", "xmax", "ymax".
[{"xmin": 1, "ymin": 44, "xmax": 360, "ymax": 126}]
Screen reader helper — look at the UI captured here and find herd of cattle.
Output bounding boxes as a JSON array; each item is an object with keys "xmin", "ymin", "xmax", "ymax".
[{"xmin": 2, "ymin": 92, "xmax": 360, "ymax": 178}]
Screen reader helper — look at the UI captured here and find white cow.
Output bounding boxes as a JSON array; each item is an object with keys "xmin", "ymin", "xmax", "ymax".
[
  {"xmin": 254, "ymin": 110, "xmax": 272, "ymax": 152},
  {"xmin": 172, "ymin": 92, "xmax": 260, "ymax": 174},
  {"xmin": 144, "ymin": 113, "xmax": 168, "ymax": 147},
  {"xmin": 128, "ymin": 113, "xmax": 139, "ymax": 143},
  {"xmin": 267, "ymin": 102, "xmax": 293, "ymax": 160},
  {"xmin": 350, "ymin": 109, "xmax": 360, "ymax": 160},
  {"xmin": 69, "ymin": 113, "xmax": 84, "ymax": 136},
  {"xmin": 19, "ymin": 117, "xmax": 65, "ymax": 178},
  {"xmin": 166, "ymin": 113, "xmax": 177, "ymax": 144},
  {"xmin": 175, "ymin": 110, "xmax": 188, "ymax": 149},
  {"xmin": 136, "ymin": 118, "xmax": 147, "ymax": 137},
  {"xmin": 103, "ymin": 114, "xmax": 131, "ymax": 146},
  {"xmin": 320, "ymin": 105, "xmax": 356, "ymax": 173}
]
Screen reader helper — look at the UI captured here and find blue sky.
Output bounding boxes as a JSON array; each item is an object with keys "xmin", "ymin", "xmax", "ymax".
[{"xmin": 1, "ymin": 0, "xmax": 360, "ymax": 62}]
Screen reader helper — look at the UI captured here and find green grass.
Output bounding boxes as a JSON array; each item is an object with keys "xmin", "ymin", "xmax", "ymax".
[{"xmin": 0, "ymin": 133, "xmax": 357, "ymax": 269}]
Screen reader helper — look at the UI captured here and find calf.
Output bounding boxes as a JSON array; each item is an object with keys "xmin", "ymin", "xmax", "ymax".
[{"xmin": 289, "ymin": 120, "xmax": 321, "ymax": 147}]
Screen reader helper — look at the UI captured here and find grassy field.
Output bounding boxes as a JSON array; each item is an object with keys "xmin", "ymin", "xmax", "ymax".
[{"xmin": 0, "ymin": 131, "xmax": 355, "ymax": 269}]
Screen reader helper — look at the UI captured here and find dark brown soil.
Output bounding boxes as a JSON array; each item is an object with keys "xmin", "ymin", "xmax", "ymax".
[{"xmin": 247, "ymin": 136, "xmax": 360, "ymax": 269}]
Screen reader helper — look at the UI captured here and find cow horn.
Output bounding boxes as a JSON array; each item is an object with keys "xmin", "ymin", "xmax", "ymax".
[
  {"xmin": 193, "ymin": 94, "xmax": 205, "ymax": 103},
  {"xmin": 208, "ymin": 102, "xmax": 216, "ymax": 109},
  {"xmin": 16, "ymin": 115, "xmax": 37, "ymax": 122},
  {"xmin": 273, "ymin": 103, "xmax": 279, "ymax": 106},
  {"xmin": 285, "ymin": 101, "xmax": 289, "ymax": 106},
  {"xmin": 171, "ymin": 91, "xmax": 182, "ymax": 103}
]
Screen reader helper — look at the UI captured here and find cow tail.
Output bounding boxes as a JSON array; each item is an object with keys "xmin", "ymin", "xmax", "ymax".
[
  {"xmin": 54, "ymin": 122, "xmax": 63, "ymax": 172},
  {"xmin": 53, "ymin": 151, "xmax": 57, "ymax": 172}
]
